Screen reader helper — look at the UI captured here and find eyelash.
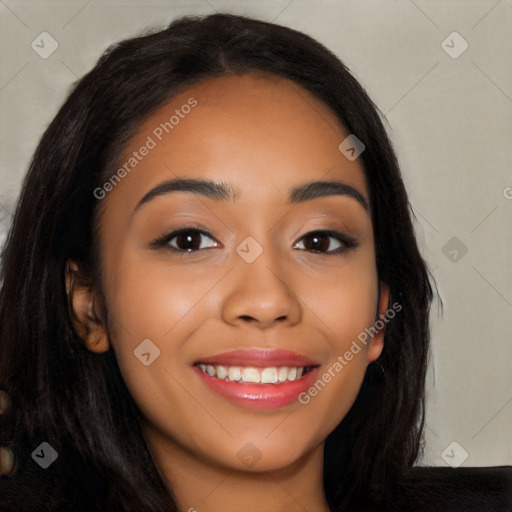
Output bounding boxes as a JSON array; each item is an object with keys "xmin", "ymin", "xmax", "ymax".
[{"xmin": 150, "ymin": 225, "xmax": 358, "ymax": 255}]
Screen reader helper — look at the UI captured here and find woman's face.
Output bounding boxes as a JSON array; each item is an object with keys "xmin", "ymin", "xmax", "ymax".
[{"xmin": 84, "ymin": 72, "xmax": 388, "ymax": 473}]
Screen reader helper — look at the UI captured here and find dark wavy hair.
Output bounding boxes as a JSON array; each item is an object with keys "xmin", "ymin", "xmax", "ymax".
[{"xmin": 0, "ymin": 13, "xmax": 433, "ymax": 511}]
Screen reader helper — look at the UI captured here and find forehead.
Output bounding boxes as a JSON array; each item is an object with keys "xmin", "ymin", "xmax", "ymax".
[{"xmin": 105, "ymin": 72, "xmax": 368, "ymax": 212}]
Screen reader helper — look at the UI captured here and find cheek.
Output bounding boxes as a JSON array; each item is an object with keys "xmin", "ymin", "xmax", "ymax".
[
  {"xmin": 277, "ymin": 255, "xmax": 379, "ymax": 428},
  {"xmin": 301, "ymin": 253, "xmax": 379, "ymax": 350},
  {"xmin": 99, "ymin": 254, "xmax": 192, "ymax": 397},
  {"xmin": 100, "ymin": 251, "xmax": 228, "ymax": 420},
  {"xmin": 104, "ymin": 251, "xmax": 219, "ymax": 344}
]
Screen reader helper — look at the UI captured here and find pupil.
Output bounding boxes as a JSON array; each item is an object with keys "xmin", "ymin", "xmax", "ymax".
[
  {"xmin": 178, "ymin": 232, "xmax": 198, "ymax": 250},
  {"xmin": 311, "ymin": 235, "xmax": 327, "ymax": 251}
]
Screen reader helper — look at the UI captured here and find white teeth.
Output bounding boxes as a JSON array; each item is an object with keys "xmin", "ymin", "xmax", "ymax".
[
  {"xmin": 228, "ymin": 366, "xmax": 242, "ymax": 381},
  {"xmin": 260, "ymin": 367, "xmax": 278, "ymax": 384},
  {"xmin": 216, "ymin": 365, "xmax": 227, "ymax": 380},
  {"xmin": 198, "ymin": 364, "xmax": 307, "ymax": 383},
  {"xmin": 287, "ymin": 367, "xmax": 297, "ymax": 381},
  {"xmin": 242, "ymin": 367, "xmax": 261, "ymax": 383}
]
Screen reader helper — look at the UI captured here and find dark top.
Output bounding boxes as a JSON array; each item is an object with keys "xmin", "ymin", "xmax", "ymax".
[{"xmin": 1, "ymin": 437, "xmax": 511, "ymax": 511}]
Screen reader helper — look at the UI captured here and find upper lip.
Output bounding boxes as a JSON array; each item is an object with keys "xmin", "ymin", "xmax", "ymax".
[{"xmin": 194, "ymin": 349, "xmax": 320, "ymax": 367}]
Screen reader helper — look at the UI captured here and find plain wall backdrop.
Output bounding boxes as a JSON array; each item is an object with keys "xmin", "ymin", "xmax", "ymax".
[{"xmin": 0, "ymin": 0, "xmax": 511, "ymax": 468}]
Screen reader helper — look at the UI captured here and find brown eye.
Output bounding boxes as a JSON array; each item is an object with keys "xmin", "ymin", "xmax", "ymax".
[
  {"xmin": 293, "ymin": 231, "xmax": 357, "ymax": 254},
  {"xmin": 170, "ymin": 230, "xmax": 217, "ymax": 252},
  {"xmin": 152, "ymin": 228, "xmax": 218, "ymax": 253}
]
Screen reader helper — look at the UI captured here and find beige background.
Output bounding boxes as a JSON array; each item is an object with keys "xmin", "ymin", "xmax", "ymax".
[{"xmin": 0, "ymin": 0, "xmax": 511, "ymax": 467}]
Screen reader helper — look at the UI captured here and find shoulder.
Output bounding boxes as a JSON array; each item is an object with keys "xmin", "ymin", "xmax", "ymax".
[{"xmin": 389, "ymin": 465, "xmax": 512, "ymax": 512}]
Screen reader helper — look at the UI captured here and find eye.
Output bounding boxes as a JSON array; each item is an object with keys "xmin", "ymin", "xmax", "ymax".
[
  {"xmin": 151, "ymin": 227, "xmax": 219, "ymax": 253},
  {"xmin": 293, "ymin": 230, "xmax": 357, "ymax": 254}
]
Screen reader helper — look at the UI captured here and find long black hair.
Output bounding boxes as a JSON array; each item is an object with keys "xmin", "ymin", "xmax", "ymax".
[{"xmin": 0, "ymin": 13, "xmax": 433, "ymax": 511}]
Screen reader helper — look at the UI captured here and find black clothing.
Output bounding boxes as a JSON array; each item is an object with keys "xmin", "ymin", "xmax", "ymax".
[{"xmin": 1, "ymin": 437, "xmax": 511, "ymax": 511}]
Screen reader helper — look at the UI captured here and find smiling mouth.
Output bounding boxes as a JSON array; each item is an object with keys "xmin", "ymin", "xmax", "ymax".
[
  {"xmin": 195, "ymin": 364, "xmax": 315, "ymax": 384},
  {"xmin": 193, "ymin": 350, "xmax": 321, "ymax": 408}
]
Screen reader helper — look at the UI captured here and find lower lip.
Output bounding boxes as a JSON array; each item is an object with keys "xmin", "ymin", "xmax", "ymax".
[{"xmin": 194, "ymin": 366, "xmax": 320, "ymax": 409}]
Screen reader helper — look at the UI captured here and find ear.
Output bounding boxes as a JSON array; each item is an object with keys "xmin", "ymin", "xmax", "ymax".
[
  {"xmin": 65, "ymin": 260, "xmax": 110, "ymax": 353},
  {"xmin": 366, "ymin": 281, "xmax": 390, "ymax": 363}
]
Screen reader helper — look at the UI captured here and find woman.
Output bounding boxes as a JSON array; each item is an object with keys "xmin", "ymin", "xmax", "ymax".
[{"xmin": 0, "ymin": 13, "xmax": 510, "ymax": 512}]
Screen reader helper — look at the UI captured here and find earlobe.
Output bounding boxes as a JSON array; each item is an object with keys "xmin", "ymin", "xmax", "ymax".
[
  {"xmin": 84, "ymin": 325, "xmax": 110, "ymax": 353},
  {"xmin": 65, "ymin": 260, "xmax": 110, "ymax": 353},
  {"xmin": 366, "ymin": 281, "xmax": 390, "ymax": 363}
]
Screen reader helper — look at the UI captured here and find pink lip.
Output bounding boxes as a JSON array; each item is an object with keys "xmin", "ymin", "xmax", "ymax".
[
  {"xmin": 193, "ymin": 349, "xmax": 320, "ymax": 409},
  {"xmin": 194, "ymin": 349, "xmax": 319, "ymax": 367},
  {"xmin": 194, "ymin": 366, "xmax": 320, "ymax": 409}
]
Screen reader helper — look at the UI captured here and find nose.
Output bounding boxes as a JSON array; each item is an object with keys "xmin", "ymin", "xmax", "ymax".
[{"xmin": 221, "ymin": 249, "xmax": 302, "ymax": 329}]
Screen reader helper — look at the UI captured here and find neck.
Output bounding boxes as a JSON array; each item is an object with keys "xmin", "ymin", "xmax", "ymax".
[{"xmin": 142, "ymin": 426, "xmax": 331, "ymax": 512}]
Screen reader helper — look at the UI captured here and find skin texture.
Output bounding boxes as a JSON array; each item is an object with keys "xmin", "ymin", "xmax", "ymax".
[{"xmin": 68, "ymin": 72, "xmax": 389, "ymax": 512}]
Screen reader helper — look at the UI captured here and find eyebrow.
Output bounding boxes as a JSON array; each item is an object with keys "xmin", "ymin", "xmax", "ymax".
[{"xmin": 134, "ymin": 178, "xmax": 369, "ymax": 212}]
